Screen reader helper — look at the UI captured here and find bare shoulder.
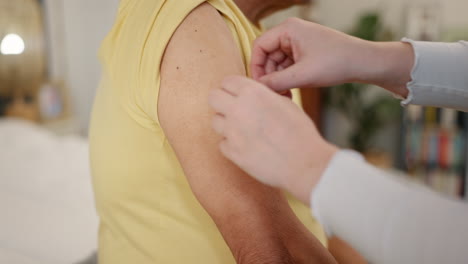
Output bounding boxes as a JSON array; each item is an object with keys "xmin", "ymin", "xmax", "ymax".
[
  {"xmin": 157, "ymin": 3, "xmax": 254, "ymax": 203},
  {"xmin": 160, "ymin": 2, "xmax": 245, "ymax": 87},
  {"xmin": 159, "ymin": 2, "xmax": 245, "ymax": 129}
]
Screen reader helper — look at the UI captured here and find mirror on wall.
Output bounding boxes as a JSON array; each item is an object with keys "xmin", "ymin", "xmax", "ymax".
[{"xmin": 0, "ymin": 0, "xmax": 45, "ymax": 121}]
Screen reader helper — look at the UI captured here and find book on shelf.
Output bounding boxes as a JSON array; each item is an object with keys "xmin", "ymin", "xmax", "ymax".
[{"xmin": 402, "ymin": 106, "xmax": 466, "ymax": 198}]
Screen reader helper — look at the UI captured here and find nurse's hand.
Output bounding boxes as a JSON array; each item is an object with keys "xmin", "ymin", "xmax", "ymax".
[
  {"xmin": 209, "ymin": 76, "xmax": 338, "ymax": 204},
  {"xmin": 251, "ymin": 18, "xmax": 414, "ymax": 98}
]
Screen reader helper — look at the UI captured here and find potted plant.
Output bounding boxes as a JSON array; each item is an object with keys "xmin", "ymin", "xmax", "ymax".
[{"xmin": 326, "ymin": 13, "xmax": 401, "ymax": 167}]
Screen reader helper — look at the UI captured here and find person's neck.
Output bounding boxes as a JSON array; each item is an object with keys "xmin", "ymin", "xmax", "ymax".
[{"xmin": 233, "ymin": 0, "xmax": 275, "ymax": 26}]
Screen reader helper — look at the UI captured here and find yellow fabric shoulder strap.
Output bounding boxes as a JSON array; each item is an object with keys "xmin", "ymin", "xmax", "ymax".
[{"xmin": 99, "ymin": 0, "xmax": 258, "ymax": 131}]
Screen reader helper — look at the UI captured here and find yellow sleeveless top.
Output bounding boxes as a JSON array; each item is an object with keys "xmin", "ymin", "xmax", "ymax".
[{"xmin": 89, "ymin": 0, "xmax": 326, "ymax": 263}]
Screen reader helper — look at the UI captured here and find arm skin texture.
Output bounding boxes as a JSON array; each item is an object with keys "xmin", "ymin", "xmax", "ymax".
[{"xmin": 158, "ymin": 3, "xmax": 336, "ymax": 264}]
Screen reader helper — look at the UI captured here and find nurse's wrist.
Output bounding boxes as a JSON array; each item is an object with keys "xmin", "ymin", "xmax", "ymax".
[
  {"xmin": 285, "ymin": 143, "xmax": 339, "ymax": 206},
  {"xmin": 364, "ymin": 41, "xmax": 413, "ymax": 97}
]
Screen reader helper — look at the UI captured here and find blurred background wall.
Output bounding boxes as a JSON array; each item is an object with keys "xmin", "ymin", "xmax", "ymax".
[
  {"xmin": 1, "ymin": 1, "xmax": 467, "ymax": 263},
  {"xmin": 314, "ymin": 0, "xmax": 468, "ymax": 31},
  {"xmin": 42, "ymin": 0, "xmax": 468, "ymax": 134},
  {"xmin": 35, "ymin": 0, "xmax": 468, "ymax": 198},
  {"xmin": 43, "ymin": 0, "xmax": 119, "ymax": 134}
]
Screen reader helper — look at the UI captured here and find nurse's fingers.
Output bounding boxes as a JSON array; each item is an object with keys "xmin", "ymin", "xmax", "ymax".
[
  {"xmin": 279, "ymin": 57, "xmax": 294, "ymax": 70},
  {"xmin": 208, "ymin": 89, "xmax": 235, "ymax": 115},
  {"xmin": 259, "ymin": 62, "xmax": 305, "ymax": 92},
  {"xmin": 219, "ymin": 140, "xmax": 238, "ymax": 165},
  {"xmin": 222, "ymin": 75, "xmax": 247, "ymax": 96},
  {"xmin": 265, "ymin": 58, "xmax": 277, "ymax": 75},
  {"xmin": 251, "ymin": 25, "xmax": 288, "ymax": 80},
  {"xmin": 222, "ymin": 75, "xmax": 259, "ymax": 97},
  {"xmin": 268, "ymin": 49, "xmax": 289, "ymax": 64},
  {"xmin": 265, "ymin": 50, "xmax": 294, "ymax": 74},
  {"xmin": 211, "ymin": 114, "xmax": 226, "ymax": 136}
]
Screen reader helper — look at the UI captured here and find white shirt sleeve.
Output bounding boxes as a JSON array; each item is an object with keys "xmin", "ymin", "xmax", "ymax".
[
  {"xmin": 401, "ymin": 39, "xmax": 468, "ymax": 112},
  {"xmin": 311, "ymin": 151, "xmax": 468, "ymax": 264}
]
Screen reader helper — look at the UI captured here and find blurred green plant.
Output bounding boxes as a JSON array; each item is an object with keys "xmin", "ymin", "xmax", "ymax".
[{"xmin": 326, "ymin": 13, "xmax": 401, "ymax": 153}]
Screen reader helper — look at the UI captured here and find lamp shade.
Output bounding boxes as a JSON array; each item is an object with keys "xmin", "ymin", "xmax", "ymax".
[{"xmin": 0, "ymin": 0, "xmax": 45, "ymax": 98}]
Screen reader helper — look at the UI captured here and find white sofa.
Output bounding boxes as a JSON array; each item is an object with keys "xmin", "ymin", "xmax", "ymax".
[{"xmin": 0, "ymin": 119, "xmax": 98, "ymax": 264}]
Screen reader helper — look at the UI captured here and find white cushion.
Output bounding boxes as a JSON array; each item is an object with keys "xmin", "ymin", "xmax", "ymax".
[{"xmin": 0, "ymin": 119, "xmax": 98, "ymax": 264}]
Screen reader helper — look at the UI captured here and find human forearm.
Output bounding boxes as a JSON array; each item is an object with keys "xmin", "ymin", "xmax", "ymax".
[
  {"xmin": 198, "ymin": 179, "xmax": 335, "ymax": 264},
  {"xmin": 250, "ymin": 19, "xmax": 415, "ymax": 94},
  {"xmin": 352, "ymin": 39, "xmax": 468, "ymax": 112},
  {"xmin": 272, "ymin": 208, "xmax": 338, "ymax": 264},
  {"xmin": 354, "ymin": 41, "xmax": 414, "ymax": 98},
  {"xmin": 218, "ymin": 210, "xmax": 295, "ymax": 263},
  {"xmin": 252, "ymin": 19, "xmax": 468, "ymax": 111},
  {"xmin": 214, "ymin": 200, "xmax": 295, "ymax": 264},
  {"xmin": 312, "ymin": 151, "xmax": 468, "ymax": 263}
]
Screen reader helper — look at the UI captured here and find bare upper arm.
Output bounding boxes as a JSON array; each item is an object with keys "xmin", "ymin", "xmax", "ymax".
[
  {"xmin": 158, "ymin": 2, "xmax": 292, "ymax": 260},
  {"xmin": 157, "ymin": 5, "xmax": 338, "ymax": 263},
  {"xmin": 159, "ymin": 3, "xmax": 259, "ymax": 211}
]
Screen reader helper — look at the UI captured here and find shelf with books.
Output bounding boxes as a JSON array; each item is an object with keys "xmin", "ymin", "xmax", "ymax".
[{"xmin": 401, "ymin": 105, "xmax": 467, "ymax": 198}]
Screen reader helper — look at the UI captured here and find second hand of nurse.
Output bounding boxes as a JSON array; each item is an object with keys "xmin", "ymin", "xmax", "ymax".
[{"xmin": 208, "ymin": 18, "xmax": 414, "ymax": 204}]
